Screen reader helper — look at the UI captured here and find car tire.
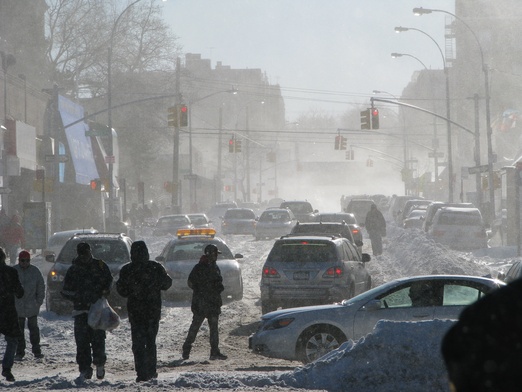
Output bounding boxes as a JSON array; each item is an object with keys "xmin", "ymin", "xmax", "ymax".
[
  {"xmin": 46, "ymin": 289, "xmax": 67, "ymax": 315},
  {"xmin": 297, "ymin": 325, "xmax": 347, "ymax": 364}
]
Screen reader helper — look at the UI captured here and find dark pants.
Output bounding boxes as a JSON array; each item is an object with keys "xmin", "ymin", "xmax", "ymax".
[
  {"xmin": 2, "ymin": 335, "xmax": 18, "ymax": 370},
  {"xmin": 182, "ymin": 313, "xmax": 220, "ymax": 356},
  {"xmin": 17, "ymin": 316, "xmax": 41, "ymax": 356},
  {"xmin": 130, "ymin": 318, "xmax": 159, "ymax": 380},
  {"xmin": 73, "ymin": 313, "xmax": 106, "ymax": 372},
  {"xmin": 368, "ymin": 231, "xmax": 383, "ymax": 255}
]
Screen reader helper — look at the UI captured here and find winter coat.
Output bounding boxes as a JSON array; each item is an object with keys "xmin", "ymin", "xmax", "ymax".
[
  {"xmin": 61, "ymin": 256, "xmax": 113, "ymax": 312},
  {"xmin": 188, "ymin": 255, "xmax": 224, "ymax": 316},
  {"xmin": 365, "ymin": 208, "xmax": 386, "ymax": 236},
  {"xmin": 14, "ymin": 264, "xmax": 45, "ymax": 317},
  {"xmin": 116, "ymin": 257, "xmax": 172, "ymax": 323},
  {"xmin": 0, "ymin": 263, "xmax": 24, "ymax": 337}
]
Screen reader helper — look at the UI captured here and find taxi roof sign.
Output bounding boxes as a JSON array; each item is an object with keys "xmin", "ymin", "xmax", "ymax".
[{"xmin": 177, "ymin": 228, "xmax": 216, "ymax": 238}]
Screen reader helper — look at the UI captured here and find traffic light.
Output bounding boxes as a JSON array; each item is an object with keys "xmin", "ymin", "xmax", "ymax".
[
  {"xmin": 360, "ymin": 109, "xmax": 371, "ymax": 130},
  {"xmin": 168, "ymin": 106, "xmax": 177, "ymax": 127},
  {"xmin": 340, "ymin": 136, "xmax": 347, "ymax": 150},
  {"xmin": 229, "ymin": 138, "xmax": 235, "ymax": 153},
  {"xmin": 90, "ymin": 179, "xmax": 102, "ymax": 191},
  {"xmin": 334, "ymin": 136, "xmax": 340, "ymax": 150},
  {"xmin": 180, "ymin": 104, "xmax": 188, "ymax": 127},
  {"xmin": 371, "ymin": 108, "xmax": 380, "ymax": 129},
  {"xmin": 235, "ymin": 139, "xmax": 242, "ymax": 153}
]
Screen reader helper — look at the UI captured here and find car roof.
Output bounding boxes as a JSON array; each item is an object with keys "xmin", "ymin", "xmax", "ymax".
[
  {"xmin": 277, "ymin": 234, "xmax": 344, "ymax": 242},
  {"xmin": 72, "ymin": 233, "xmax": 130, "ymax": 240},
  {"xmin": 50, "ymin": 228, "xmax": 98, "ymax": 237},
  {"xmin": 438, "ymin": 207, "xmax": 481, "ymax": 213}
]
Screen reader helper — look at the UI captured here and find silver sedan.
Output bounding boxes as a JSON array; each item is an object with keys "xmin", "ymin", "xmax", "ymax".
[{"xmin": 249, "ymin": 275, "xmax": 504, "ymax": 364}]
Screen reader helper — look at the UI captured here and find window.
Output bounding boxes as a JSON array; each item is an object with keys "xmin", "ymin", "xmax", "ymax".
[{"xmin": 442, "ymin": 284, "xmax": 486, "ymax": 306}]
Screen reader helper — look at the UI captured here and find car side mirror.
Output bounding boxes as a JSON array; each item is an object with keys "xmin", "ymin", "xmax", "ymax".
[
  {"xmin": 361, "ymin": 253, "xmax": 371, "ymax": 262},
  {"xmin": 355, "ymin": 240, "xmax": 364, "ymax": 247},
  {"xmin": 363, "ymin": 299, "xmax": 381, "ymax": 311},
  {"xmin": 45, "ymin": 254, "xmax": 55, "ymax": 263},
  {"xmin": 234, "ymin": 253, "xmax": 244, "ymax": 259}
]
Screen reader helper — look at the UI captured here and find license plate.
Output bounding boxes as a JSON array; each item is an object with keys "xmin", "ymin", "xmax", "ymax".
[{"xmin": 293, "ymin": 271, "xmax": 309, "ymax": 280}]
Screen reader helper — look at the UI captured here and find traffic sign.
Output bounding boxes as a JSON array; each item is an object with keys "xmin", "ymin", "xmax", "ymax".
[
  {"xmin": 468, "ymin": 164, "xmax": 489, "ymax": 175},
  {"xmin": 45, "ymin": 154, "xmax": 69, "ymax": 163},
  {"xmin": 105, "ymin": 156, "xmax": 115, "ymax": 164}
]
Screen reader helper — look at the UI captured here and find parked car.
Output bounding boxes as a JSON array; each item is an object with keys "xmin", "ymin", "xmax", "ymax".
[
  {"xmin": 153, "ymin": 214, "xmax": 193, "ymax": 236},
  {"xmin": 279, "ymin": 200, "xmax": 318, "ymax": 223},
  {"xmin": 260, "ymin": 234, "xmax": 371, "ymax": 314},
  {"xmin": 388, "ymin": 195, "xmax": 419, "ymax": 224},
  {"xmin": 154, "ymin": 228, "xmax": 243, "ymax": 302},
  {"xmin": 206, "ymin": 202, "xmax": 238, "ymax": 228},
  {"xmin": 428, "ymin": 207, "xmax": 489, "ymax": 250},
  {"xmin": 45, "ymin": 233, "xmax": 133, "ymax": 315},
  {"xmin": 255, "ymin": 208, "xmax": 297, "ymax": 240},
  {"xmin": 403, "ymin": 209, "xmax": 427, "ymax": 229},
  {"xmin": 499, "ymin": 260, "xmax": 522, "ymax": 283},
  {"xmin": 187, "ymin": 213, "xmax": 213, "ymax": 228},
  {"xmin": 250, "ymin": 275, "xmax": 505, "ymax": 364},
  {"xmin": 422, "ymin": 202, "xmax": 474, "ymax": 232},
  {"xmin": 344, "ymin": 198, "xmax": 374, "ymax": 226},
  {"xmin": 314, "ymin": 212, "xmax": 364, "ymax": 247},
  {"xmin": 221, "ymin": 208, "xmax": 257, "ymax": 235},
  {"xmin": 400, "ymin": 199, "xmax": 432, "ymax": 224}
]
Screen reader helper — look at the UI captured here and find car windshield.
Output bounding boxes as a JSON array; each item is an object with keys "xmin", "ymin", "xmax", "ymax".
[
  {"xmin": 318, "ymin": 214, "xmax": 356, "ymax": 224},
  {"xmin": 158, "ymin": 216, "xmax": 189, "ymax": 227},
  {"xmin": 438, "ymin": 212, "xmax": 482, "ymax": 226},
  {"xmin": 189, "ymin": 215, "xmax": 207, "ymax": 225},
  {"xmin": 57, "ymin": 239, "xmax": 130, "ymax": 264},
  {"xmin": 166, "ymin": 241, "xmax": 234, "ymax": 261},
  {"xmin": 268, "ymin": 241, "xmax": 336, "ymax": 263},
  {"xmin": 259, "ymin": 211, "xmax": 290, "ymax": 222},
  {"xmin": 225, "ymin": 210, "xmax": 255, "ymax": 219},
  {"xmin": 282, "ymin": 203, "xmax": 313, "ymax": 214}
]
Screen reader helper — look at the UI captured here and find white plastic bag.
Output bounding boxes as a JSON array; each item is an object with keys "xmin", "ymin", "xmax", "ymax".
[{"xmin": 87, "ymin": 298, "xmax": 120, "ymax": 331}]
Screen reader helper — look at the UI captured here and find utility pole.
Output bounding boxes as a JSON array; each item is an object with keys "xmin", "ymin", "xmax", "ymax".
[
  {"xmin": 473, "ymin": 94, "xmax": 482, "ymax": 209},
  {"xmin": 217, "ymin": 107, "xmax": 223, "ymax": 203},
  {"xmin": 172, "ymin": 57, "xmax": 181, "ymax": 210},
  {"xmin": 245, "ymin": 106, "xmax": 251, "ymax": 202}
]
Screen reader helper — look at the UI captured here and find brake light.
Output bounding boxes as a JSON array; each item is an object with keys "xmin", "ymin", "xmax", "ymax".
[
  {"xmin": 323, "ymin": 267, "xmax": 343, "ymax": 277},
  {"xmin": 352, "ymin": 229, "xmax": 359, "ymax": 235},
  {"xmin": 300, "ymin": 241, "xmax": 309, "ymax": 244},
  {"xmin": 263, "ymin": 267, "xmax": 280, "ymax": 277}
]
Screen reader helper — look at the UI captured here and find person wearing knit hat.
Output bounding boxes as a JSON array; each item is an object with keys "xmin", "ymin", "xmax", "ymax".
[
  {"xmin": 117, "ymin": 240, "xmax": 172, "ymax": 382},
  {"xmin": 13, "ymin": 250, "xmax": 45, "ymax": 361}
]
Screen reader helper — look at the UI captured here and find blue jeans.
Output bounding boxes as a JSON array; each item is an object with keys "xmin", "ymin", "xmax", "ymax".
[
  {"xmin": 130, "ymin": 318, "xmax": 159, "ymax": 380},
  {"xmin": 2, "ymin": 335, "xmax": 18, "ymax": 370},
  {"xmin": 17, "ymin": 316, "xmax": 41, "ymax": 356},
  {"xmin": 73, "ymin": 313, "xmax": 106, "ymax": 372}
]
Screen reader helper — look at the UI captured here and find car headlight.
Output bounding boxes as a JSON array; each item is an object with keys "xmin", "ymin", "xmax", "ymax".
[
  {"xmin": 264, "ymin": 317, "xmax": 295, "ymax": 331},
  {"xmin": 49, "ymin": 270, "xmax": 65, "ymax": 282}
]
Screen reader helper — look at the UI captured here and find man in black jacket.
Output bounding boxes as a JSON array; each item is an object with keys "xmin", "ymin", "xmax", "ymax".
[
  {"xmin": 0, "ymin": 247, "xmax": 24, "ymax": 382},
  {"xmin": 61, "ymin": 242, "xmax": 113, "ymax": 381},
  {"xmin": 364, "ymin": 203, "xmax": 386, "ymax": 256},
  {"xmin": 116, "ymin": 241, "xmax": 172, "ymax": 382},
  {"xmin": 182, "ymin": 244, "xmax": 227, "ymax": 361}
]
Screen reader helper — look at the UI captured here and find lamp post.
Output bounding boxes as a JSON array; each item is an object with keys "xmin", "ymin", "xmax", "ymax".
[
  {"xmin": 395, "ymin": 26, "xmax": 454, "ymax": 202},
  {"xmin": 107, "ymin": 0, "xmax": 144, "ymax": 221},
  {"xmin": 414, "ymin": 6, "xmax": 495, "ymax": 222},
  {"xmin": 391, "ymin": 52, "xmax": 428, "ymax": 71}
]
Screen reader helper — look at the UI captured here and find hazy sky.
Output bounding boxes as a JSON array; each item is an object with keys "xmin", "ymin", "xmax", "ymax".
[{"xmin": 163, "ymin": 0, "xmax": 455, "ymax": 121}]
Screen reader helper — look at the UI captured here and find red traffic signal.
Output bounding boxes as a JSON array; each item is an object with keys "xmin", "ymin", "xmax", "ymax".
[
  {"xmin": 371, "ymin": 108, "xmax": 379, "ymax": 129},
  {"xmin": 229, "ymin": 138, "xmax": 235, "ymax": 153},
  {"xmin": 334, "ymin": 136, "xmax": 340, "ymax": 150},
  {"xmin": 90, "ymin": 179, "xmax": 101, "ymax": 191},
  {"xmin": 180, "ymin": 104, "xmax": 188, "ymax": 127}
]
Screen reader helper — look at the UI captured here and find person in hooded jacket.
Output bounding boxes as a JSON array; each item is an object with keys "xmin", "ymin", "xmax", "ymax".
[
  {"xmin": 14, "ymin": 250, "xmax": 45, "ymax": 360},
  {"xmin": 116, "ymin": 241, "xmax": 172, "ymax": 382},
  {"xmin": 364, "ymin": 203, "xmax": 386, "ymax": 256},
  {"xmin": 182, "ymin": 244, "xmax": 227, "ymax": 361},
  {"xmin": 0, "ymin": 247, "xmax": 24, "ymax": 382},
  {"xmin": 61, "ymin": 242, "xmax": 112, "ymax": 381}
]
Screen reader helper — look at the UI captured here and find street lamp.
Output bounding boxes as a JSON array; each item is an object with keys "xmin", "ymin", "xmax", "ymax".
[
  {"xmin": 107, "ymin": 0, "xmax": 145, "ymax": 222},
  {"xmin": 414, "ymin": 6, "xmax": 495, "ymax": 222},
  {"xmin": 391, "ymin": 53, "xmax": 428, "ymax": 70},
  {"xmin": 395, "ymin": 26, "xmax": 454, "ymax": 202}
]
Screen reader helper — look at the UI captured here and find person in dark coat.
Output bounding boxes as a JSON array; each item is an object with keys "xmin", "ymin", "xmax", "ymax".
[
  {"xmin": 364, "ymin": 203, "xmax": 386, "ymax": 256},
  {"xmin": 182, "ymin": 244, "xmax": 227, "ymax": 361},
  {"xmin": 441, "ymin": 277, "xmax": 522, "ymax": 392},
  {"xmin": 0, "ymin": 247, "xmax": 24, "ymax": 382},
  {"xmin": 14, "ymin": 250, "xmax": 45, "ymax": 360},
  {"xmin": 61, "ymin": 242, "xmax": 113, "ymax": 381},
  {"xmin": 116, "ymin": 241, "xmax": 172, "ymax": 382}
]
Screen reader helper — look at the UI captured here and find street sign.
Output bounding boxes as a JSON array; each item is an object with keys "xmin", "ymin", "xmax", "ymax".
[
  {"xmin": 468, "ymin": 164, "xmax": 489, "ymax": 175},
  {"xmin": 428, "ymin": 152, "xmax": 444, "ymax": 158},
  {"xmin": 0, "ymin": 187, "xmax": 11, "ymax": 194},
  {"xmin": 45, "ymin": 154, "xmax": 69, "ymax": 163},
  {"xmin": 184, "ymin": 174, "xmax": 198, "ymax": 180},
  {"xmin": 105, "ymin": 156, "xmax": 115, "ymax": 164}
]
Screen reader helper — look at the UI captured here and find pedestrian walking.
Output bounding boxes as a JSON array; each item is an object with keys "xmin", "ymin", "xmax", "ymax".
[
  {"xmin": 2, "ymin": 214, "xmax": 24, "ymax": 265},
  {"xmin": 0, "ymin": 247, "xmax": 24, "ymax": 382},
  {"xmin": 182, "ymin": 244, "xmax": 227, "ymax": 361},
  {"xmin": 14, "ymin": 250, "xmax": 45, "ymax": 360},
  {"xmin": 116, "ymin": 241, "xmax": 172, "ymax": 382},
  {"xmin": 61, "ymin": 242, "xmax": 113, "ymax": 381},
  {"xmin": 364, "ymin": 203, "xmax": 386, "ymax": 256}
]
